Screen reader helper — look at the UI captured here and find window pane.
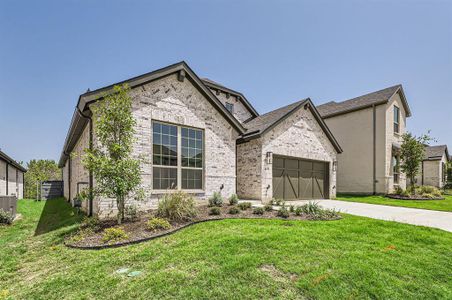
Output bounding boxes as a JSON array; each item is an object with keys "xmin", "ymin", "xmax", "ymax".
[
  {"xmin": 182, "ymin": 169, "xmax": 203, "ymax": 189},
  {"xmin": 153, "ymin": 167, "xmax": 177, "ymax": 189},
  {"xmin": 153, "ymin": 122, "xmax": 177, "ymax": 166}
]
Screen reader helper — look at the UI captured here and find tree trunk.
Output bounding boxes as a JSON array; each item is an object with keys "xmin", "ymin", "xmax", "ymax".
[{"xmin": 116, "ymin": 195, "xmax": 123, "ymax": 225}]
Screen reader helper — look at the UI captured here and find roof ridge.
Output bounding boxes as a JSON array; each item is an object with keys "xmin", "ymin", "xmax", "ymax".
[{"xmin": 330, "ymin": 84, "xmax": 401, "ymax": 106}]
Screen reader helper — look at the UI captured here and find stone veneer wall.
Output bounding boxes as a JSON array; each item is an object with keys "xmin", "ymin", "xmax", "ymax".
[
  {"xmin": 261, "ymin": 107, "xmax": 338, "ymax": 201},
  {"xmin": 209, "ymin": 89, "xmax": 253, "ymax": 123},
  {"xmin": 89, "ymin": 74, "xmax": 240, "ymax": 219},
  {"xmin": 69, "ymin": 124, "xmax": 90, "ymax": 212},
  {"xmin": 236, "ymin": 138, "xmax": 262, "ymax": 199}
]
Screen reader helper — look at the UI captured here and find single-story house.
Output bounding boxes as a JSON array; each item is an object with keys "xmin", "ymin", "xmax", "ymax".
[
  {"xmin": 58, "ymin": 61, "xmax": 342, "ymax": 218},
  {"xmin": 317, "ymin": 85, "xmax": 412, "ymax": 195},
  {"xmin": 0, "ymin": 150, "xmax": 26, "ymax": 199},
  {"xmin": 414, "ymin": 145, "xmax": 449, "ymax": 188}
]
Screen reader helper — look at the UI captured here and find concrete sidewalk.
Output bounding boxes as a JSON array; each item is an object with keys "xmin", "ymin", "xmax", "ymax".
[{"xmin": 290, "ymin": 199, "xmax": 452, "ymax": 232}]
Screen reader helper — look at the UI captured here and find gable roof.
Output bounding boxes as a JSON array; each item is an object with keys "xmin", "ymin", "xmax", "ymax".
[
  {"xmin": 201, "ymin": 78, "xmax": 259, "ymax": 118},
  {"xmin": 0, "ymin": 150, "xmax": 27, "ymax": 172},
  {"xmin": 424, "ymin": 145, "xmax": 449, "ymax": 161},
  {"xmin": 58, "ymin": 61, "xmax": 246, "ymax": 167},
  {"xmin": 317, "ymin": 85, "xmax": 412, "ymax": 119},
  {"xmin": 238, "ymin": 98, "xmax": 343, "ymax": 153}
]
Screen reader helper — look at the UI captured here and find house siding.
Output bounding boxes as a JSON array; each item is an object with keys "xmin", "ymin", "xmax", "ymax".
[
  {"xmin": 78, "ymin": 74, "xmax": 240, "ymax": 219},
  {"xmin": 237, "ymin": 106, "xmax": 338, "ymax": 201},
  {"xmin": 210, "ymin": 89, "xmax": 253, "ymax": 123},
  {"xmin": 0, "ymin": 159, "xmax": 24, "ymax": 199}
]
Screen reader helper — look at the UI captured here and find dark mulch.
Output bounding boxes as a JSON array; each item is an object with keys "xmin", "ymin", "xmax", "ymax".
[
  {"xmin": 387, "ymin": 194, "xmax": 445, "ymax": 201},
  {"xmin": 65, "ymin": 205, "xmax": 341, "ymax": 250}
]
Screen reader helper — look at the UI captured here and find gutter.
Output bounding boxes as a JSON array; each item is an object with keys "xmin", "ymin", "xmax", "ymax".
[{"xmin": 372, "ymin": 104, "xmax": 377, "ymax": 195}]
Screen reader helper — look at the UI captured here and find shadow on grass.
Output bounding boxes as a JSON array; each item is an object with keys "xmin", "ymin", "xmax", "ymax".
[{"xmin": 34, "ymin": 197, "xmax": 84, "ymax": 236}]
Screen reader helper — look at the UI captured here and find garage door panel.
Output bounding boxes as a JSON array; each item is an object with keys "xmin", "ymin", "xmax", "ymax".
[
  {"xmin": 273, "ymin": 169, "xmax": 284, "ymax": 199},
  {"xmin": 273, "ymin": 156, "xmax": 328, "ymax": 200},
  {"xmin": 285, "ymin": 170, "xmax": 299, "ymax": 199}
]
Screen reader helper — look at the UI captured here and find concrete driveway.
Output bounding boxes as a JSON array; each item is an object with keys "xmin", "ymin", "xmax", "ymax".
[{"xmin": 292, "ymin": 200, "xmax": 452, "ymax": 232}]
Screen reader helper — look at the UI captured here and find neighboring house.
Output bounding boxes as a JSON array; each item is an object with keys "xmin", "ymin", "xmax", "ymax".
[
  {"xmin": 317, "ymin": 85, "xmax": 412, "ymax": 195},
  {"xmin": 414, "ymin": 145, "xmax": 449, "ymax": 188},
  {"xmin": 58, "ymin": 61, "xmax": 342, "ymax": 218},
  {"xmin": 0, "ymin": 150, "xmax": 26, "ymax": 199}
]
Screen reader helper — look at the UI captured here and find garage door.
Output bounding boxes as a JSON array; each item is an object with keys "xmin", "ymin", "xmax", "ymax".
[{"xmin": 272, "ymin": 156, "xmax": 329, "ymax": 200}]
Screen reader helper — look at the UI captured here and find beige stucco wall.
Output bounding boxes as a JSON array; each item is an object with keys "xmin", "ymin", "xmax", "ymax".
[
  {"xmin": 323, "ymin": 92, "xmax": 407, "ymax": 194},
  {"xmin": 385, "ymin": 93, "xmax": 407, "ymax": 192},
  {"xmin": 67, "ymin": 74, "xmax": 240, "ymax": 219},
  {"xmin": 0, "ymin": 160, "xmax": 24, "ymax": 199},
  {"xmin": 237, "ymin": 106, "xmax": 338, "ymax": 201},
  {"xmin": 209, "ymin": 89, "xmax": 253, "ymax": 123}
]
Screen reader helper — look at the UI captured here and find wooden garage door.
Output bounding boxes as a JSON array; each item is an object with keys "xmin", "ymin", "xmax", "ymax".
[{"xmin": 272, "ymin": 156, "xmax": 329, "ymax": 200}]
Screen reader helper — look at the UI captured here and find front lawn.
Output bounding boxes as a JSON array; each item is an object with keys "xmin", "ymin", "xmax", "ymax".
[
  {"xmin": 336, "ymin": 194, "xmax": 452, "ymax": 212},
  {"xmin": 1, "ymin": 198, "xmax": 451, "ymax": 299}
]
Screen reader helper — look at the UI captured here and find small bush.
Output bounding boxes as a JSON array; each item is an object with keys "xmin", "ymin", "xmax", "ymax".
[
  {"xmin": 228, "ymin": 194, "xmax": 239, "ymax": 205},
  {"xmin": 275, "ymin": 199, "xmax": 284, "ymax": 206},
  {"xmin": 253, "ymin": 207, "xmax": 264, "ymax": 215},
  {"xmin": 394, "ymin": 186, "xmax": 404, "ymax": 195},
  {"xmin": 229, "ymin": 206, "xmax": 240, "ymax": 215},
  {"xmin": 264, "ymin": 204, "xmax": 273, "ymax": 212},
  {"xmin": 125, "ymin": 205, "xmax": 139, "ymax": 221},
  {"xmin": 208, "ymin": 192, "xmax": 223, "ymax": 207},
  {"xmin": 300, "ymin": 201, "xmax": 322, "ymax": 214},
  {"xmin": 229, "ymin": 207, "xmax": 240, "ymax": 215},
  {"xmin": 421, "ymin": 193, "xmax": 434, "ymax": 199},
  {"xmin": 310, "ymin": 208, "xmax": 340, "ymax": 220},
  {"xmin": 80, "ymin": 216, "xmax": 101, "ymax": 231},
  {"xmin": 419, "ymin": 185, "xmax": 438, "ymax": 195},
  {"xmin": 401, "ymin": 189, "xmax": 411, "ymax": 197},
  {"xmin": 157, "ymin": 191, "xmax": 197, "ymax": 221},
  {"xmin": 102, "ymin": 227, "xmax": 128, "ymax": 243},
  {"xmin": 277, "ymin": 205, "xmax": 289, "ymax": 218},
  {"xmin": 238, "ymin": 202, "xmax": 252, "ymax": 210},
  {"xmin": 0, "ymin": 209, "xmax": 14, "ymax": 225},
  {"xmin": 146, "ymin": 217, "xmax": 171, "ymax": 231},
  {"xmin": 289, "ymin": 205, "xmax": 295, "ymax": 213},
  {"xmin": 294, "ymin": 206, "xmax": 302, "ymax": 216},
  {"xmin": 209, "ymin": 207, "xmax": 221, "ymax": 215}
]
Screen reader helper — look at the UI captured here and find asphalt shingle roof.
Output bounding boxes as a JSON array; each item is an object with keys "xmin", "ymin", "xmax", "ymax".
[
  {"xmin": 424, "ymin": 145, "xmax": 449, "ymax": 160},
  {"xmin": 243, "ymin": 99, "xmax": 309, "ymax": 134},
  {"xmin": 317, "ymin": 85, "xmax": 402, "ymax": 118}
]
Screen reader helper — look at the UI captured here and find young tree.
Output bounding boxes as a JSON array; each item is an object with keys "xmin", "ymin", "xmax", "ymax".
[
  {"xmin": 400, "ymin": 132, "xmax": 432, "ymax": 194},
  {"xmin": 24, "ymin": 159, "xmax": 61, "ymax": 199},
  {"xmin": 83, "ymin": 85, "xmax": 141, "ymax": 224}
]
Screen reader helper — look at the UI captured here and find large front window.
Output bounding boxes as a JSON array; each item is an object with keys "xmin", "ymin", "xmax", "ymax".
[{"xmin": 153, "ymin": 121, "xmax": 204, "ymax": 190}]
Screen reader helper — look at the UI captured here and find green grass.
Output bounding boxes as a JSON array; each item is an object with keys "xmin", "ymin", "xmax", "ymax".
[
  {"xmin": 336, "ymin": 194, "xmax": 452, "ymax": 212},
  {"xmin": 1, "ymin": 198, "xmax": 451, "ymax": 299}
]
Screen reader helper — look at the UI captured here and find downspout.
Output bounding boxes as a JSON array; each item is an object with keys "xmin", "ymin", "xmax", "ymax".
[
  {"xmin": 372, "ymin": 104, "xmax": 376, "ymax": 195},
  {"xmin": 68, "ymin": 155, "xmax": 71, "ymax": 203},
  {"xmin": 77, "ymin": 107, "xmax": 93, "ymax": 217},
  {"xmin": 5, "ymin": 162, "xmax": 8, "ymax": 195},
  {"xmin": 421, "ymin": 160, "xmax": 424, "ymax": 185}
]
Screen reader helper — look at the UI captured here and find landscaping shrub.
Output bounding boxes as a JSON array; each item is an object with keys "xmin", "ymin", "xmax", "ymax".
[
  {"xmin": 277, "ymin": 205, "xmax": 289, "ymax": 218},
  {"xmin": 208, "ymin": 192, "xmax": 223, "ymax": 207},
  {"xmin": 102, "ymin": 227, "xmax": 128, "ymax": 243},
  {"xmin": 300, "ymin": 201, "xmax": 322, "ymax": 215},
  {"xmin": 394, "ymin": 186, "xmax": 403, "ymax": 195},
  {"xmin": 253, "ymin": 207, "xmax": 264, "ymax": 215},
  {"xmin": 294, "ymin": 206, "xmax": 302, "ymax": 216},
  {"xmin": 209, "ymin": 207, "xmax": 221, "ymax": 216},
  {"xmin": 157, "ymin": 191, "xmax": 197, "ymax": 221},
  {"xmin": 238, "ymin": 202, "xmax": 252, "ymax": 210},
  {"xmin": 310, "ymin": 208, "xmax": 340, "ymax": 220},
  {"xmin": 264, "ymin": 204, "xmax": 273, "ymax": 212},
  {"xmin": 418, "ymin": 185, "xmax": 439, "ymax": 195},
  {"xmin": 125, "ymin": 205, "xmax": 139, "ymax": 221},
  {"xmin": 228, "ymin": 194, "xmax": 239, "ymax": 205},
  {"xmin": 146, "ymin": 217, "xmax": 171, "ymax": 231},
  {"xmin": 401, "ymin": 189, "xmax": 411, "ymax": 197},
  {"xmin": 80, "ymin": 216, "xmax": 101, "ymax": 231},
  {"xmin": 0, "ymin": 209, "xmax": 13, "ymax": 225},
  {"xmin": 228, "ymin": 207, "xmax": 240, "ymax": 215},
  {"xmin": 289, "ymin": 205, "xmax": 295, "ymax": 213}
]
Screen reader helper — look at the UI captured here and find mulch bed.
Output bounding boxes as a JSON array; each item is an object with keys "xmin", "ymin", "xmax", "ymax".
[
  {"xmin": 387, "ymin": 194, "xmax": 445, "ymax": 201},
  {"xmin": 65, "ymin": 205, "xmax": 341, "ymax": 250}
]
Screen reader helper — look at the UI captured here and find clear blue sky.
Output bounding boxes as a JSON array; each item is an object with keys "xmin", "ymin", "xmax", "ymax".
[{"xmin": 1, "ymin": 0, "xmax": 451, "ymax": 164}]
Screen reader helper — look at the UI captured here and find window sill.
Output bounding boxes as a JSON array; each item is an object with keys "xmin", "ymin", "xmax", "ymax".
[
  {"xmin": 394, "ymin": 132, "xmax": 401, "ymax": 137},
  {"xmin": 151, "ymin": 189, "xmax": 205, "ymax": 195}
]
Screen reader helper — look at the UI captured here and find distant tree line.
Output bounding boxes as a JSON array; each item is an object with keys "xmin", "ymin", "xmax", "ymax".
[{"xmin": 24, "ymin": 159, "xmax": 61, "ymax": 199}]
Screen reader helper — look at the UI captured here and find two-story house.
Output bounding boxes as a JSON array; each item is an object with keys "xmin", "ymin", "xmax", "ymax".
[{"xmin": 317, "ymin": 85, "xmax": 411, "ymax": 195}]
